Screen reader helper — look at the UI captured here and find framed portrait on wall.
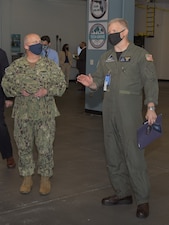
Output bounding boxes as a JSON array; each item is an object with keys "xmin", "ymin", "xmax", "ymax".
[{"xmin": 89, "ymin": 0, "xmax": 108, "ymax": 21}]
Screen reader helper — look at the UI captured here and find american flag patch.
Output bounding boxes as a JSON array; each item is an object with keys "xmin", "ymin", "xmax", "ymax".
[{"xmin": 145, "ymin": 54, "xmax": 153, "ymax": 61}]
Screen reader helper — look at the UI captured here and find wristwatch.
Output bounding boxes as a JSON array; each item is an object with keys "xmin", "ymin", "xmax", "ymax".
[{"xmin": 147, "ymin": 106, "xmax": 155, "ymax": 111}]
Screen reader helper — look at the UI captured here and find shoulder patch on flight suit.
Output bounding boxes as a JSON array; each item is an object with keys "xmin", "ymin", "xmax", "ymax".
[{"xmin": 145, "ymin": 54, "xmax": 153, "ymax": 61}]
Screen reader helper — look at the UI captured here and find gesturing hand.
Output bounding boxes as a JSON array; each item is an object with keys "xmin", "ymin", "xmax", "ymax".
[{"xmin": 77, "ymin": 74, "xmax": 96, "ymax": 89}]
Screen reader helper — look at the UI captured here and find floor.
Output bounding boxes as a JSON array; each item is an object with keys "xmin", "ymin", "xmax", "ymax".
[{"xmin": 0, "ymin": 81, "xmax": 169, "ymax": 225}]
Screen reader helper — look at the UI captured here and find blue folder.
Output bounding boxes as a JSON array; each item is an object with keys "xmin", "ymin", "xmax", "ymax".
[{"xmin": 137, "ymin": 114, "xmax": 162, "ymax": 150}]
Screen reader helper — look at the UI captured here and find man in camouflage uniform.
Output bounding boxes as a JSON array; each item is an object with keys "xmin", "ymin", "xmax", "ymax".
[
  {"xmin": 2, "ymin": 33, "xmax": 66, "ymax": 195},
  {"xmin": 77, "ymin": 18, "xmax": 159, "ymax": 218}
]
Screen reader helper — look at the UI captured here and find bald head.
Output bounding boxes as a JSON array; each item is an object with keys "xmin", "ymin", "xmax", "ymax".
[
  {"xmin": 24, "ymin": 33, "xmax": 42, "ymax": 57},
  {"xmin": 24, "ymin": 33, "xmax": 41, "ymax": 46}
]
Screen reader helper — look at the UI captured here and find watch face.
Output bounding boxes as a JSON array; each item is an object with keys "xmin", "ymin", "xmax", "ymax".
[{"xmin": 90, "ymin": 0, "xmax": 107, "ymax": 19}]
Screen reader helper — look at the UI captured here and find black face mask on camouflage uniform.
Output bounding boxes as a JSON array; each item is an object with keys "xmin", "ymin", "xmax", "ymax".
[{"xmin": 29, "ymin": 43, "xmax": 42, "ymax": 55}]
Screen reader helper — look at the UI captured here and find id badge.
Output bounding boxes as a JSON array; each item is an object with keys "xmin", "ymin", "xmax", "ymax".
[{"xmin": 103, "ymin": 72, "xmax": 111, "ymax": 91}]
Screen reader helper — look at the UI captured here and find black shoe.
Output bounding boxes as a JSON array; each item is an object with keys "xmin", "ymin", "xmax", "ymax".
[
  {"xmin": 136, "ymin": 203, "xmax": 149, "ymax": 218},
  {"xmin": 7, "ymin": 157, "xmax": 16, "ymax": 168},
  {"xmin": 101, "ymin": 195, "xmax": 133, "ymax": 206}
]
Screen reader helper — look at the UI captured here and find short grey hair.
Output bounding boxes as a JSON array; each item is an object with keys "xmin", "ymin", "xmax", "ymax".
[{"xmin": 108, "ymin": 18, "xmax": 129, "ymax": 30}]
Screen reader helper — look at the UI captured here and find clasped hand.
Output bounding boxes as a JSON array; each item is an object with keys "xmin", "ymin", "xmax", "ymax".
[{"xmin": 21, "ymin": 88, "xmax": 48, "ymax": 98}]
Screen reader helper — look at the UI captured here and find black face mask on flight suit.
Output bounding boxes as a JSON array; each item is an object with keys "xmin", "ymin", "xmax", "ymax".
[{"xmin": 108, "ymin": 29, "xmax": 125, "ymax": 46}]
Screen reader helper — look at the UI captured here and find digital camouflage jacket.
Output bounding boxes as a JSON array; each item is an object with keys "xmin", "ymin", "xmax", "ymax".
[{"xmin": 2, "ymin": 56, "xmax": 66, "ymax": 120}]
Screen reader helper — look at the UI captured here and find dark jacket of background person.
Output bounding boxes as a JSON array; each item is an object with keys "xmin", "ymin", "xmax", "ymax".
[
  {"xmin": 0, "ymin": 48, "xmax": 15, "ymax": 162},
  {"xmin": 76, "ymin": 42, "xmax": 86, "ymax": 74}
]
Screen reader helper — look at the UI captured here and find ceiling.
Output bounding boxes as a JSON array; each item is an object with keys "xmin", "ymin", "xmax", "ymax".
[
  {"xmin": 136, "ymin": 0, "xmax": 169, "ymax": 3},
  {"xmin": 46, "ymin": 0, "xmax": 168, "ymax": 2},
  {"xmin": 44, "ymin": 0, "xmax": 169, "ymax": 3},
  {"xmin": 46, "ymin": 0, "xmax": 86, "ymax": 3},
  {"xmin": 47, "ymin": 0, "xmax": 86, "ymax": 1},
  {"xmin": 42, "ymin": 0, "xmax": 169, "ymax": 4}
]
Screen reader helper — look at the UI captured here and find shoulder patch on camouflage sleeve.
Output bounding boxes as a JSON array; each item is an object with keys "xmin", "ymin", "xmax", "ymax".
[{"xmin": 145, "ymin": 54, "xmax": 153, "ymax": 61}]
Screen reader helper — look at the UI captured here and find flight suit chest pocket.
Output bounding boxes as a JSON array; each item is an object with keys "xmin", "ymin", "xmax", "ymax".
[
  {"xmin": 119, "ymin": 57, "xmax": 139, "ymax": 76},
  {"xmin": 119, "ymin": 56, "xmax": 131, "ymax": 73}
]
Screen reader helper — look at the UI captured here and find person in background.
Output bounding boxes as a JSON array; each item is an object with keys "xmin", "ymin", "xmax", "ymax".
[
  {"xmin": 76, "ymin": 41, "xmax": 86, "ymax": 75},
  {"xmin": 0, "ymin": 48, "xmax": 16, "ymax": 168},
  {"xmin": 76, "ymin": 41, "xmax": 86, "ymax": 90},
  {"xmin": 59, "ymin": 44, "xmax": 73, "ymax": 88},
  {"xmin": 41, "ymin": 35, "xmax": 59, "ymax": 65},
  {"xmin": 77, "ymin": 18, "xmax": 159, "ymax": 219},
  {"xmin": 2, "ymin": 33, "xmax": 66, "ymax": 195}
]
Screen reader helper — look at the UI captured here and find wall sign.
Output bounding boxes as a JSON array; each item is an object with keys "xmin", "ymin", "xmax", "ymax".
[
  {"xmin": 88, "ymin": 22, "xmax": 107, "ymax": 50},
  {"xmin": 89, "ymin": 0, "xmax": 108, "ymax": 21}
]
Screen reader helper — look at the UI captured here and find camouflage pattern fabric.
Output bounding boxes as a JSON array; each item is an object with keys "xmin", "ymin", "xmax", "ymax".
[
  {"xmin": 1, "ymin": 56, "xmax": 66, "ymax": 176},
  {"xmin": 2, "ymin": 56, "xmax": 66, "ymax": 120},
  {"xmin": 14, "ymin": 117, "xmax": 55, "ymax": 177}
]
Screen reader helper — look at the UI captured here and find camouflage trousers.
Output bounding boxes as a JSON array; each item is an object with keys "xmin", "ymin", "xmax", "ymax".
[{"xmin": 14, "ymin": 117, "xmax": 56, "ymax": 177}]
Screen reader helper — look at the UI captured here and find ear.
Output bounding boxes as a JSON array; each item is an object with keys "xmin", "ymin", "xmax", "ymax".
[
  {"xmin": 24, "ymin": 44, "xmax": 29, "ymax": 50},
  {"xmin": 121, "ymin": 29, "xmax": 128, "ymax": 39},
  {"xmin": 123, "ymin": 28, "xmax": 128, "ymax": 37}
]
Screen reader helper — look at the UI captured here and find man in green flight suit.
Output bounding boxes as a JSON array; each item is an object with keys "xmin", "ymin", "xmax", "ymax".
[
  {"xmin": 2, "ymin": 33, "xmax": 66, "ymax": 195},
  {"xmin": 77, "ymin": 18, "xmax": 159, "ymax": 218}
]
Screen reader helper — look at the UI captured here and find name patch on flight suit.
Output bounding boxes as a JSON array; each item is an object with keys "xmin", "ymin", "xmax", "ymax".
[{"xmin": 106, "ymin": 54, "xmax": 115, "ymax": 62}]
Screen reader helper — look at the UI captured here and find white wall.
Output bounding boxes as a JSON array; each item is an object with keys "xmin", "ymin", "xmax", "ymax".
[
  {"xmin": 135, "ymin": 3, "xmax": 169, "ymax": 80},
  {"xmin": 0, "ymin": 0, "xmax": 87, "ymax": 63}
]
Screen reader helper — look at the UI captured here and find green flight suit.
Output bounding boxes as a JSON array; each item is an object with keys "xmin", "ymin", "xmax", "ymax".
[
  {"xmin": 2, "ymin": 56, "xmax": 66, "ymax": 177},
  {"xmin": 92, "ymin": 43, "xmax": 159, "ymax": 205}
]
